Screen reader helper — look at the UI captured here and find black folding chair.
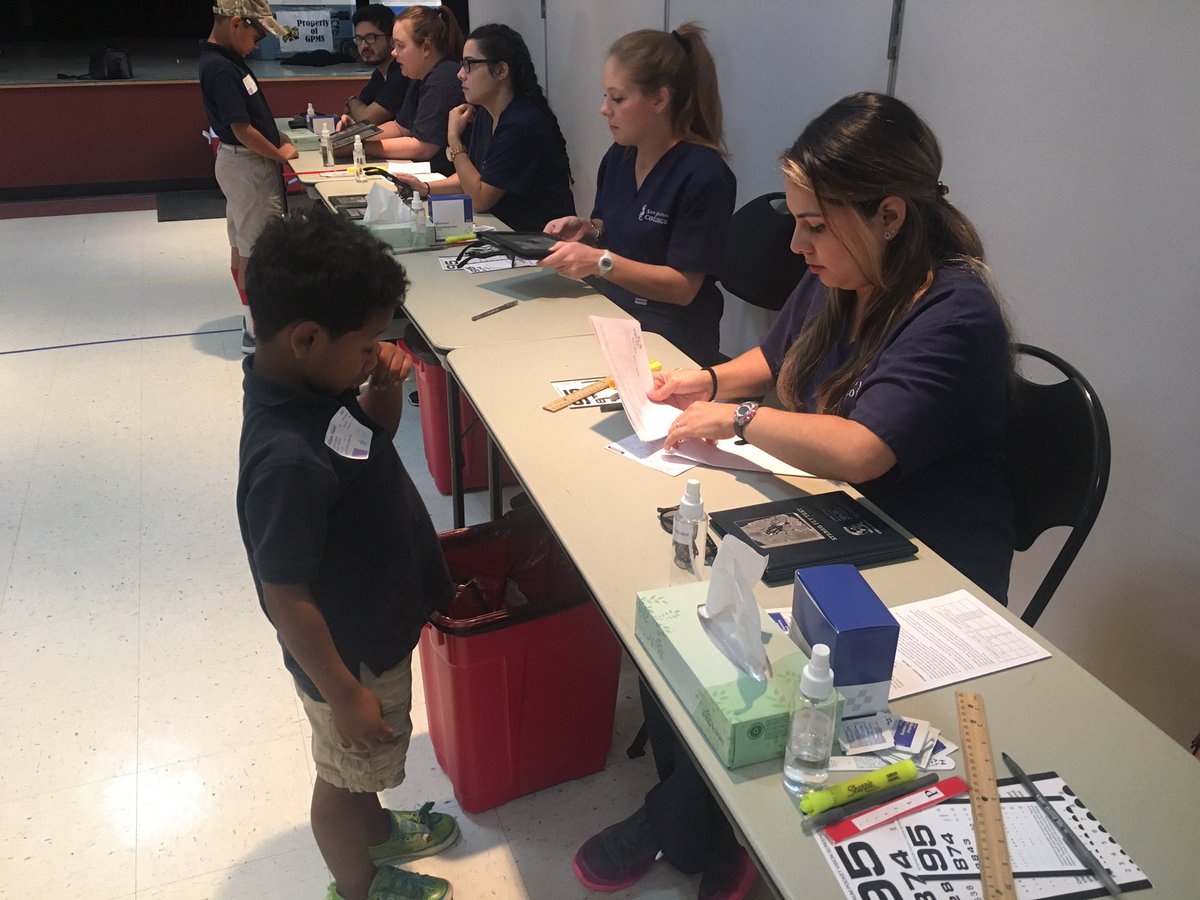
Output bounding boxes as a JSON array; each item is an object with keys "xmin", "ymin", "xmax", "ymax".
[
  {"xmin": 717, "ymin": 192, "xmax": 808, "ymax": 311},
  {"xmin": 1005, "ymin": 344, "xmax": 1111, "ymax": 627}
]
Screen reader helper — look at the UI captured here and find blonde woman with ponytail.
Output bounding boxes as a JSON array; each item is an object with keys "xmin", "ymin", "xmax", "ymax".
[
  {"xmin": 653, "ymin": 92, "xmax": 1015, "ymax": 602},
  {"xmin": 541, "ymin": 22, "xmax": 735, "ymax": 366}
]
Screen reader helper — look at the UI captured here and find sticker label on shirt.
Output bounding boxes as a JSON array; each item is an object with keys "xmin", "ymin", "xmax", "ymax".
[
  {"xmin": 324, "ymin": 407, "xmax": 372, "ymax": 460},
  {"xmin": 242, "ymin": 73, "xmax": 258, "ymax": 96}
]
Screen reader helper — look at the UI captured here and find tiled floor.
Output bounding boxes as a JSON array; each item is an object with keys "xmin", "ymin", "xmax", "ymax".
[{"xmin": 0, "ymin": 209, "xmax": 771, "ymax": 899}]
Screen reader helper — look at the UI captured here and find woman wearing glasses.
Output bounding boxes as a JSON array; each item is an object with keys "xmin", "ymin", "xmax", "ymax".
[
  {"xmin": 393, "ymin": 24, "xmax": 575, "ymax": 232},
  {"xmin": 540, "ymin": 23, "xmax": 735, "ymax": 367},
  {"xmin": 337, "ymin": 4, "xmax": 411, "ymax": 128},
  {"xmin": 367, "ymin": 5, "xmax": 464, "ymax": 175}
]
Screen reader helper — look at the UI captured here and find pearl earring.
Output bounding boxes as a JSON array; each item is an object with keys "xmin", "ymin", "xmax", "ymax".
[{"xmin": 883, "ymin": 231, "xmax": 893, "ymax": 241}]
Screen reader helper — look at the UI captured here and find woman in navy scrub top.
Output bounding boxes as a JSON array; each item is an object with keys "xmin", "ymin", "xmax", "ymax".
[
  {"xmin": 393, "ymin": 23, "xmax": 575, "ymax": 231},
  {"xmin": 573, "ymin": 93, "xmax": 1014, "ymax": 900},
  {"xmin": 541, "ymin": 23, "xmax": 735, "ymax": 366},
  {"xmin": 367, "ymin": 5, "xmax": 464, "ymax": 175}
]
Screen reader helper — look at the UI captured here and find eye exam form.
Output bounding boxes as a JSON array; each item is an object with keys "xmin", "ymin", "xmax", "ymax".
[{"xmin": 589, "ymin": 316, "xmax": 678, "ymax": 441}]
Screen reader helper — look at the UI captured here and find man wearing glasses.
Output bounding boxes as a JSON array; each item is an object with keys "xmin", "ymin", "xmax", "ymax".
[
  {"xmin": 201, "ymin": 1, "xmax": 298, "ymax": 353},
  {"xmin": 339, "ymin": 4, "xmax": 412, "ymax": 129}
]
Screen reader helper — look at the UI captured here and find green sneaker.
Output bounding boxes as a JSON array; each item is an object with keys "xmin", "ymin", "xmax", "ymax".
[
  {"xmin": 368, "ymin": 802, "xmax": 460, "ymax": 865},
  {"xmin": 326, "ymin": 865, "xmax": 452, "ymax": 900}
]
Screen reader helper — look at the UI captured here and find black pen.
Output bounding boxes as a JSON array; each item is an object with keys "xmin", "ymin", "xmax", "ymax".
[
  {"xmin": 1001, "ymin": 753, "xmax": 1123, "ymax": 897},
  {"xmin": 801, "ymin": 773, "xmax": 940, "ymax": 835},
  {"xmin": 470, "ymin": 300, "xmax": 518, "ymax": 321}
]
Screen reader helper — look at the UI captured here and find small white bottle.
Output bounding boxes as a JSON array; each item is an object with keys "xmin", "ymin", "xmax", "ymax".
[
  {"xmin": 671, "ymin": 478, "xmax": 707, "ymax": 579},
  {"xmin": 352, "ymin": 135, "xmax": 367, "ymax": 182},
  {"xmin": 410, "ymin": 194, "xmax": 428, "ymax": 247},
  {"xmin": 319, "ymin": 125, "xmax": 335, "ymax": 167},
  {"xmin": 306, "ymin": 102, "xmax": 316, "ymax": 129},
  {"xmin": 784, "ymin": 643, "xmax": 837, "ymax": 795}
]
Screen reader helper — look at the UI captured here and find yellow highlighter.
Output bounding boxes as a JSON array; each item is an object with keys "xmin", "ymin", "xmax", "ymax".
[
  {"xmin": 543, "ymin": 359, "xmax": 662, "ymax": 412},
  {"xmin": 799, "ymin": 758, "xmax": 919, "ymax": 816}
]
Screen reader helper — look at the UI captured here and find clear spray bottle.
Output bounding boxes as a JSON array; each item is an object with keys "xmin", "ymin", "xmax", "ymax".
[
  {"xmin": 784, "ymin": 643, "xmax": 837, "ymax": 794},
  {"xmin": 671, "ymin": 478, "xmax": 707, "ymax": 580},
  {"xmin": 352, "ymin": 135, "xmax": 367, "ymax": 183}
]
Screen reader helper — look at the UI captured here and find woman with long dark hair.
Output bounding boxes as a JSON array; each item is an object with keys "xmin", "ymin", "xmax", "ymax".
[
  {"xmin": 577, "ymin": 92, "xmax": 1014, "ymax": 900},
  {"xmin": 394, "ymin": 23, "xmax": 575, "ymax": 231}
]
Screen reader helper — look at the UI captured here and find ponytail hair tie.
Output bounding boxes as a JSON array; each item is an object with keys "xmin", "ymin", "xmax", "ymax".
[
  {"xmin": 937, "ymin": 181, "xmax": 949, "ymax": 197},
  {"xmin": 671, "ymin": 29, "xmax": 692, "ymax": 54}
]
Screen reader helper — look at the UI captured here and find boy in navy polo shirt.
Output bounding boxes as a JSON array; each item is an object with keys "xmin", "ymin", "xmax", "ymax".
[
  {"xmin": 200, "ymin": 1, "xmax": 299, "ymax": 353},
  {"xmin": 237, "ymin": 209, "xmax": 458, "ymax": 900}
]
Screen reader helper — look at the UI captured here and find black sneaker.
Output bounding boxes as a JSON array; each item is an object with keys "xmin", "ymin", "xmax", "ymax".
[
  {"xmin": 572, "ymin": 805, "xmax": 660, "ymax": 892},
  {"xmin": 408, "ymin": 389, "xmax": 420, "ymax": 407},
  {"xmin": 241, "ymin": 331, "xmax": 255, "ymax": 354}
]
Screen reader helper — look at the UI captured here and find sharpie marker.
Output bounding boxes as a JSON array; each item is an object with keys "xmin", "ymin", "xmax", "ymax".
[
  {"xmin": 799, "ymin": 758, "xmax": 919, "ymax": 815},
  {"xmin": 801, "ymin": 773, "xmax": 939, "ymax": 835}
]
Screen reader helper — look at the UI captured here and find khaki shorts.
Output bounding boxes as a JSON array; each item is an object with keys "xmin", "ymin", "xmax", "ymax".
[
  {"xmin": 214, "ymin": 142, "xmax": 284, "ymax": 257},
  {"xmin": 297, "ymin": 655, "xmax": 415, "ymax": 793}
]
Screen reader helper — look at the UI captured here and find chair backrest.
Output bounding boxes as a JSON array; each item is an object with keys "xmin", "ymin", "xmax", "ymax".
[
  {"xmin": 1004, "ymin": 343, "xmax": 1111, "ymax": 626},
  {"xmin": 717, "ymin": 192, "xmax": 808, "ymax": 311}
]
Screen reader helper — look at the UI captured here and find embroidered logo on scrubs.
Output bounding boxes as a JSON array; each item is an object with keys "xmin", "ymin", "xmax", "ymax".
[
  {"xmin": 638, "ymin": 204, "xmax": 669, "ymax": 225},
  {"xmin": 845, "ymin": 379, "xmax": 863, "ymax": 400}
]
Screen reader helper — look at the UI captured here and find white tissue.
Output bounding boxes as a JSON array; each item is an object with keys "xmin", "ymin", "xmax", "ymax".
[
  {"xmin": 697, "ymin": 535, "xmax": 772, "ymax": 681},
  {"xmin": 362, "ymin": 182, "xmax": 410, "ymax": 225}
]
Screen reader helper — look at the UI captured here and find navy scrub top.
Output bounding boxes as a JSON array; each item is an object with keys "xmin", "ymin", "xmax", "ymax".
[
  {"xmin": 360, "ymin": 59, "xmax": 411, "ymax": 115},
  {"xmin": 760, "ymin": 266, "xmax": 1015, "ymax": 601},
  {"xmin": 591, "ymin": 141, "xmax": 736, "ymax": 366},
  {"xmin": 466, "ymin": 98, "xmax": 575, "ymax": 231},
  {"xmin": 395, "ymin": 57, "xmax": 465, "ymax": 176}
]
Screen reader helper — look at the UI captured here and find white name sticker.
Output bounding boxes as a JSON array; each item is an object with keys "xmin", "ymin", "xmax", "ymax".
[
  {"xmin": 242, "ymin": 73, "xmax": 258, "ymax": 96},
  {"xmin": 324, "ymin": 407, "xmax": 372, "ymax": 459}
]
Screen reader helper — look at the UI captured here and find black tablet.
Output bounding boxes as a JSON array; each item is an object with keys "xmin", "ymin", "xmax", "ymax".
[{"xmin": 478, "ymin": 231, "xmax": 559, "ymax": 260}]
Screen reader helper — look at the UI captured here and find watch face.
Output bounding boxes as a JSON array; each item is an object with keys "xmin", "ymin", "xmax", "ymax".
[{"xmin": 598, "ymin": 253, "xmax": 613, "ymax": 273}]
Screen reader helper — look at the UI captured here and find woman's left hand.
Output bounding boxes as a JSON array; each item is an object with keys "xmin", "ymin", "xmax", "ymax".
[
  {"xmin": 367, "ymin": 341, "xmax": 413, "ymax": 390},
  {"xmin": 447, "ymin": 103, "xmax": 476, "ymax": 144},
  {"xmin": 664, "ymin": 401, "xmax": 737, "ymax": 452},
  {"xmin": 540, "ymin": 241, "xmax": 604, "ymax": 280}
]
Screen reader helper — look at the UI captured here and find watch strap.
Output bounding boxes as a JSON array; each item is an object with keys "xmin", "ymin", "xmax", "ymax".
[{"xmin": 733, "ymin": 401, "xmax": 760, "ymax": 441}]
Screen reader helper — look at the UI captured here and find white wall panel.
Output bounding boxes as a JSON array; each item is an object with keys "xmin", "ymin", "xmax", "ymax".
[
  {"xmin": 464, "ymin": 0, "xmax": 548, "ymax": 89},
  {"xmin": 896, "ymin": 0, "xmax": 1200, "ymax": 743}
]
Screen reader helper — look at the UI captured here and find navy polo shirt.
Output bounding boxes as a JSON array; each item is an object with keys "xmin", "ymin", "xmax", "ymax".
[
  {"xmin": 395, "ymin": 58, "xmax": 464, "ymax": 175},
  {"xmin": 591, "ymin": 141, "xmax": 735, "ymax": 366},
  {"xmin": 360, "ymin": 59, "xmax": 410, "ymax": 115},
  {"xmin": 760, "ymin": 266, "xmax": 1014, "ymax": 601},
  {"xmin": 237, "ymin": 357, "xmax": 453, "ymax": 700},
  {"xmin": 198, "ymin": 41, "xmax": 281, "ymax": 148},
  {"xmin": 466, "ymin": 98, "xmax": 575, "ymax": 231}
]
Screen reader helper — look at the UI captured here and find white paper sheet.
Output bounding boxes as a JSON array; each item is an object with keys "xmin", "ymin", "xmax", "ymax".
[
  {"xmin": 671, "ymin": 437, "xmax": 814, "ymax": 477},
  {"xmin": 589, "ymin": 317, "xmax": 678, "ymax": 441},
  {"xmin": 437, "ymin": 255, "xmax": 538, "ymax": 274},
  {"xmin": 888, "ymin": 591, "xmax": 1051, "ymax": 700},
  {"xmin": 604, "ymin": 435, "xmax": 694, "ymax": 476}
]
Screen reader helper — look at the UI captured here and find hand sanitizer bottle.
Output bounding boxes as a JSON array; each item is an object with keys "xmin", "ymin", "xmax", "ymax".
[
  {"xmin": 784, "ymin": 644, "xmax": 837, "ymax": 794},
  {"xmin": 352, "ymin": 135, "xmax": 366, "ymax": 182},
  {"xmin": 671, "ymin": 478, "xmax": 707, "ymax": 580},
  {"xmin": 410, "ymin": 194, "xmax": 427, "ymax": 247},
  {"xmin": 319, "ymin": 125, "xmax": 335, "ymax": 167},
  {"xmin": 306, "ymin": 102, "xmax": 316, "ymax": 129}
]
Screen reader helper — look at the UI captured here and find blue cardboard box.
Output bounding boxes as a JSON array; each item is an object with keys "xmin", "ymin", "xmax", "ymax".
[{"xmin": 790, "ymin": 564, "xmax": 898, "ymax": 718}]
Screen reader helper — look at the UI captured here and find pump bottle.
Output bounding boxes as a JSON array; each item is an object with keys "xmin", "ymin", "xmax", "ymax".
[
  {"xmin": 306, "ymin": 102, "xmax": 316, "ymax": 129},
  {"xmin": 671, "ymin": 478, "xmax": 707, "ymax": 579},
  {"xmin": 319, "ymin": 126, "xmax": 335, "ymax": 168},
  {"xmin": 352, "ymin": 135, "xmax": 366, "ymax": 183},
  {"xmin": 784, "ymin": 643, "xmax": 837, "ymax": 794},
  {"xmin": 410, "ymin": 194, "xmax": 428, "ymax": 247}
]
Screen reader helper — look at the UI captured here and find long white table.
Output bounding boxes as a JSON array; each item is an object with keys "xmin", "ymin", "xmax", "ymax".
[{"xmin": 446, "ymin": 332, "xmax": 1200, "ymax": 899}]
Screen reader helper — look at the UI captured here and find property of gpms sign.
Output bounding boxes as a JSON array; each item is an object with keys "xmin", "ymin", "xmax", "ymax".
[{"xmin": 276, "ymin": 11, "xmax": 331, "ymax": 50}]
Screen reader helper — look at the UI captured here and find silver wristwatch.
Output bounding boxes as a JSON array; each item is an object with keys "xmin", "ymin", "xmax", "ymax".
[
  {"xmin": 596, "ymin": 251, "xmax": 614, "ymax": 278},
  {"xmin": 733, "ymin": 401, "xmax": 760, "ymax": 441}
]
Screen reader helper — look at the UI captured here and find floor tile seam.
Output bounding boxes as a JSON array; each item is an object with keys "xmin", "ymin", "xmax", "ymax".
[{"xmin": 0, "ymin": 327, "xmax": 241, "ymax": 358}]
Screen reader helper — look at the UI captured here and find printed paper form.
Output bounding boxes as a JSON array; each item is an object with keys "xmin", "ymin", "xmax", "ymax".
[
  {"xmin": 605, "ymin": 434, "xmax": 814, "ymax": 477},
  {"xmin": 888, "ymin": 590, "xmax": 1050, "ymax": 700},
  {"xmin": 589, "ymin": 317, "xmax": 677, "ymax": 441}
]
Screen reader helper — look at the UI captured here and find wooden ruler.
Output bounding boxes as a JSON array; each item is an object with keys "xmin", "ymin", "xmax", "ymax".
[
  {"xmin": 542, "ymin": 378, "xmax": 613, "ymax": 412},
  {"xmin": 955, "ymin": 690, "xmax": 1018, "ymax": 899}
]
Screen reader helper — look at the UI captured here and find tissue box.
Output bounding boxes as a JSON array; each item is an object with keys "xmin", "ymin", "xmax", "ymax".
[
  {"xmin": 791, "ymin": 564, "xmax": 898, "ymax": 718},
  {"xmin": 428, "ymin": 194, "xmax": 474, "ymax": 241},
  {"xmin": 635, "ymin": 581, "xmax": 814, "ymax": 768},
  {"xmin": 363, "ymin": 222, "xmax": 414, "ymax": 251}
]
